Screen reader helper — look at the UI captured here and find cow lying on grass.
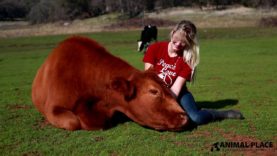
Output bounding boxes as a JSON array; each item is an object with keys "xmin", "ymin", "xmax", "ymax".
[{"xmin": 32, "ymin": 36, "xmax": 188, "ymax": 131}]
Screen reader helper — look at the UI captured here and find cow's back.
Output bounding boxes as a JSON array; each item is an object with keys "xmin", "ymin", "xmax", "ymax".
[{"xmin": 32, "ymin": 36, "xmax": 136, "ymax": 114}]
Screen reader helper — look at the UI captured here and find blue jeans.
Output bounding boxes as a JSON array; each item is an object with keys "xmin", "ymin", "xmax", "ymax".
[{"xmin": 178, "ymin": 90, "xmax": 213, "ymax": 125}]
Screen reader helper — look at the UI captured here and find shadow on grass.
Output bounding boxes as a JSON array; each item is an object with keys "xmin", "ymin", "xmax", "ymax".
[
  {"xmin": 196, "ymin": 99, "xmax": 239, "ymax": 109},
  {"xmin": 180, "ymin": 99, "xmax": 240, "ymax": 131},
  {"xmin": 108, "ymin": 99, "xmax": 239, "ymax": 132}
]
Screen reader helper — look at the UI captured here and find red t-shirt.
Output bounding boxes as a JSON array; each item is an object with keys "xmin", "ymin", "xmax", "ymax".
[{"xmin": 143, "ymin": 41, "xmax": 192, "ymax": 88}]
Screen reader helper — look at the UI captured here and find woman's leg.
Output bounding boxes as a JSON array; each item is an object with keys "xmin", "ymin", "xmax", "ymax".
[
  {"xmin": 178, "ymin": 91, "xmax": 213, "ymax": 125},
  {"xmin": 178, "ymin": 91, "xmax": 244, "ymax": 125}
]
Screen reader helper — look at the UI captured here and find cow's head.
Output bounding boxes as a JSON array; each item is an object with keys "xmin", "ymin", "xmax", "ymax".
[{"xmin": 109, "ymin": 71, "xmax": 188, "ymax": 131}]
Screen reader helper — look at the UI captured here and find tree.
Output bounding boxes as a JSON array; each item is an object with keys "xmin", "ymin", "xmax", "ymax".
[
  {"xmin": 0, "ymin": 0, "xmax": 29, "ymax": 20},
  {"xmin": 28, "ymin": 0, "xmax": 66, "ymax": 24},
  {"xmin": 89, "ymin": 0, "xmax": 106, "ymax": 16},
  {"xmin": 59, "ymin": 0, "xmax": 91, "ymax": 18},
  {"xmin": 3, "ymin": 0, "xmax": 276, "ymax": 24}
]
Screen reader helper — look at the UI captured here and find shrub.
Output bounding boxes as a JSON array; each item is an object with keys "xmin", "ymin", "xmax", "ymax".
[
  {"xmin": 0, "ymin": 0, "xmax": 27, "ymax": 20},
  {"xmin": 259, "ymin": 16, "xmax": 277, "ymax": 27},
  {"xmin": 105, "ymin": 18, "xmax": 176, "ymax": 29},
  {"xmin": 27, "ymin": 0, "xmax": 67, "ymax": 24}
]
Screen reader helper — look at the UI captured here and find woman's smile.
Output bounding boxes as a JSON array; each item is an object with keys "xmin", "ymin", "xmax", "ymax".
[{"xmin": 170, "ymin": 30, "xmax": 187, "ymax": 53}]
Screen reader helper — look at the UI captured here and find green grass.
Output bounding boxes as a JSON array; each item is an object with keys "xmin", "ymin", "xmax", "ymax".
[{"xmin": 0, "ymin": 27, "xmax": 276, "ymax": 155}]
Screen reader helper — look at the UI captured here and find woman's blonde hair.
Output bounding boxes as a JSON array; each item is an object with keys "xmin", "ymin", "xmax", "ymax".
[{"xmin": 170, "ymin": 20, "xmax": 200, "ymax": 81}]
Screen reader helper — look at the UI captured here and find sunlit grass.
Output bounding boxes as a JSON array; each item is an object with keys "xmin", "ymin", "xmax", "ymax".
[{"xmin": 0, "ymin": 27, "xmax": 276, "ymax": 155}]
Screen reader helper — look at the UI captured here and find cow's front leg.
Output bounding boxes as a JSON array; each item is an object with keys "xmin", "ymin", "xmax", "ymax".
[
  {"xmin": 74, "ymin": 100, "xmax": 114, "ymax": 130},
  {"xmin": 45, "ymin": 100, "xmax": 81, "ymax": 131}
]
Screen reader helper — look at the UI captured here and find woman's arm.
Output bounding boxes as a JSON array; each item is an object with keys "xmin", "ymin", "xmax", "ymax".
[
  {"xmin": 145, "ymin": 63, "xmax": 186, "ymax": 98},
  {"xmin": 170, "ymin": 76, "xmax": 186, "ymax": 98},
  {"xmin": 144, "ymin": 63, "xmax": 154, "ymax": 71}
]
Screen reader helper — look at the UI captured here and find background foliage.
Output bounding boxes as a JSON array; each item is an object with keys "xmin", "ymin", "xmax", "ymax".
[{"xmin": 0, "ymin": 0, "xmax": 276, "ymax": 23}]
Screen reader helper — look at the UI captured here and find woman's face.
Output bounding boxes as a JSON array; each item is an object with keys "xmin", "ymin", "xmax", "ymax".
[{"xmin": 170, "ymin": 30, "xmax": 187, "ymax": 53}]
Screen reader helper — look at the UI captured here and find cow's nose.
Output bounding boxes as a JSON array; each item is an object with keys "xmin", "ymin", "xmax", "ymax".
[
  {"xmin": 178, "ymin": 113, "xmax": 188, "ymax": 126},
  {"xmin": 167, "ymin": 113, "xmax": 188, "ymax": 131}
]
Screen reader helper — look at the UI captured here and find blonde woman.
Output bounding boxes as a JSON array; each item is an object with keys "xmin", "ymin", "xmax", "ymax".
[{"xmin": 143, "ymin": 20, "xmax": 244, "ymax": 125}]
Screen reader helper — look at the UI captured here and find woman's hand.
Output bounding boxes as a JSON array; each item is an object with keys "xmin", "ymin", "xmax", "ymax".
[
  {"xmin": 170, "ymin": 76, "xmax": 186, "ymax": 98},
  {"xmin": 144, "ymin": 63, "xmax": 154, "ymax": 71}
]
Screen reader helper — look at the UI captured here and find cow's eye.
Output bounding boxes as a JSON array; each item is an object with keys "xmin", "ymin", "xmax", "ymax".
[{"xmin": 149, "ymin": 89, "xmax": 159, "ymax": 95}]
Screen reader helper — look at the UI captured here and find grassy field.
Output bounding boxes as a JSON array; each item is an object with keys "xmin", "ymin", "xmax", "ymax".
[{"xmin": 0, "ymin": 27, "xmax": 276, "ymax": 155}]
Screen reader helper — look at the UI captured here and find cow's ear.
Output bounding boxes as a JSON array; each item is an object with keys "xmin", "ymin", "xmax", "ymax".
[{"xmin": 111, "ymin": 77, "xmax": 136, "ymax": 101}]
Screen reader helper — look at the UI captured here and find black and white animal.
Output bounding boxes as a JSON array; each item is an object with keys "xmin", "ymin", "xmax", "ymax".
[{"xmin": 137, "ymin": 25, "xmax": 158, "ymax": 52}]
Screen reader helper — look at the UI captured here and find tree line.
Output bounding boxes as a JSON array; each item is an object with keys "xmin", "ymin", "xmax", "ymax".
[{"xmin": 0, "ymin": 0, "xmax": 276, "ymax": 24}]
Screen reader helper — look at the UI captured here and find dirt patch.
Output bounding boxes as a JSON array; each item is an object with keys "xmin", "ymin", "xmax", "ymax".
[
  {"xmin": 171, "ymin": 131, "xmax": 212, "ymax": 148},
  {"xmin": 172, "ymin": 140, "xmax": 195, "ymax": 148},
  {"xmin": 259, "ymin": 16, "xmax": 277, "ymax": 27},
  {"xmin": 1, "ymin": 6, "xmax": 277, "ymax": 38},
  {"xmin": 105, "ymin": 18, "xmax": 175, "ymax": 29},
  {"xmin": 148, "ymin": 6, "xmax": 277, "ymax": 28},
  {"xmin": 208, "ymin": 76, "xmax": 222, "ymax": 81},
  {"xmin": 267, "ymin": 79, "xmax": 277, "ymax": 84},
  {"xmin": 0, "ymin": 20, "xmax": 106, "ymax": 38},
  {"xmin": 7, "ymin": 104, "xmax": 33, "ymax": 110},
  {"xmin": 217, "ymin": 128, "xmax": 259, "ymax": 142},
  {"xmin": 0, "ymin": 43, "xmax": 56, "ymax": 52},
  {"xmin": 159, "ymin": 133, "xmax": 176, "ymax": 141},
  {"xmin": 92, "ymin": 136, "xmax": 105, "ymax": 142},
  {"xmin": 190, "ymin": 130, "xmax": 213, "ymax": 138},
  {"xmin": 22, "ymin": 151, "xmax": 42, "ymax": 156},
  {"xmin": 214, "ymin": 128, "xmax": 276, "ymax": 155},
  {"xmin": 109, "ymin": 151, "xmax": 119, "ymax": 156},
  {"xmin": 32, "ymin": 118, "xmax": 50, "ymax": 130}
]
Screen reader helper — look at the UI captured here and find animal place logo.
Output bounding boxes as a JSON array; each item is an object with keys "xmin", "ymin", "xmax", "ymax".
[{"xmin": 210, "ymin": 141, "xmax": 274, "ymax": 152}]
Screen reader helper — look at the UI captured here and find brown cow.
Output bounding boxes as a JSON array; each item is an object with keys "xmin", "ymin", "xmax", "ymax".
[{"xmin": 32, "ymin": 36, "xmax": 188, "ymax": 131}]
